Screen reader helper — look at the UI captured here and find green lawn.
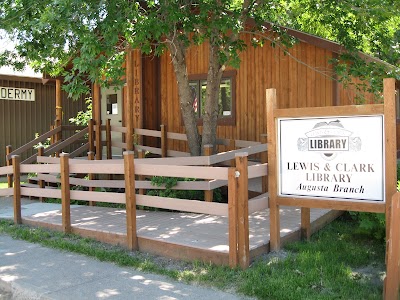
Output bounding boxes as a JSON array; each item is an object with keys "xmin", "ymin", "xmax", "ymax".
[{"xmin": 0, "ymin": 214, "xmax": 385, "ymax": 299}]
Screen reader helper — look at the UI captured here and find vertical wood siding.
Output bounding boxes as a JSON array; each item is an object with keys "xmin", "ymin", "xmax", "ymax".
[
  {"xmin": 156, "ymin": 34, "xmax": 362, "ymax": 153},
  {"xmin": 0, "ymin": 76, "xmax": 86, "ymax": 166}
]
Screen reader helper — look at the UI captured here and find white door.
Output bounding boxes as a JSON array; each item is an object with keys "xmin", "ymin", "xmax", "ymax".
[{"xmin": 101, "ymin": 86, "xmax": 123, "ymax": 157}]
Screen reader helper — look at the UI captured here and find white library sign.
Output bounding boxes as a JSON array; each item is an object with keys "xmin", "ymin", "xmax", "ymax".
[{"xmin": 278, "ymin": 115, "xmax": 384, "ymax": 202}]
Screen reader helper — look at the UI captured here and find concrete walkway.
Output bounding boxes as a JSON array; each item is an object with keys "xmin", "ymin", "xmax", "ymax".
[{"xmin": 0, "ymin": 235, "xmax": 250, "ymax": 300}]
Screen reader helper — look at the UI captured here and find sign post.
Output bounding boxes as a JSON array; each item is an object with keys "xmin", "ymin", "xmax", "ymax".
[{"xmin": 266, "ymin": 78, "xmax": 397, "ymax": 298}]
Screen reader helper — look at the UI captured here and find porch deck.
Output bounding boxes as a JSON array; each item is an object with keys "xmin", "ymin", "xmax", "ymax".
[{"xmin": 0, "ymin": 197, "xmax": 341, "ymax": 265}]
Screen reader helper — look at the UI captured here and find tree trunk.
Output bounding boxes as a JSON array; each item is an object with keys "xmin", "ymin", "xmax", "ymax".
[
  {"xmin": 167, "ymin": 38, "xmax": 201, "ymax": 156},
  {"xmin": 202, "ymin": 41, "xmax": 224, "ymax": 153}
]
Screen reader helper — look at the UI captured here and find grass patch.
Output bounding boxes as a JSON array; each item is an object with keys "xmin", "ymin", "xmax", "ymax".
[
  {"xmin": 239, "ymin": 215, "xmax": 385, "ymax": 299},
  {"xmin": 0, "ymin": 182, "xmax": 8, "ymax": 189},
  {"xmin": 0, "ymin": 214, "xmax": 385, "ymax": 299}
]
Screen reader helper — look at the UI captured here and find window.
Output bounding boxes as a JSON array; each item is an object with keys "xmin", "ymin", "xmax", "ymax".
[
  {"xmin": 189, "ymin": 71, "xmax": 236, "ymax": 125},
  {"xmin": 106, "ymin": 94, "xmax": 118, "ymax": 115}
]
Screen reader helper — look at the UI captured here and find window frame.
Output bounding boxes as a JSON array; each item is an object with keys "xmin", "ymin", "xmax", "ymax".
[{"xmin": 188, "ymin": 70, "xmax": 236, "ymax": 126}]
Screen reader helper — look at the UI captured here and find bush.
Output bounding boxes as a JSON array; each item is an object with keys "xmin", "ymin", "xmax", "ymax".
[
  {"xmin": 146, "ymin": 176, "xmax": 223, "ymax": 202},
  {"xmin": 349, "ymin": 212, "xmax": 386, "ymax": 241}
]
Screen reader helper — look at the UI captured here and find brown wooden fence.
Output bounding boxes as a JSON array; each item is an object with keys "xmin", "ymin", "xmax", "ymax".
[{"xmin": 0, "ymin": 145, "xmax": 268, "ymax": 269}]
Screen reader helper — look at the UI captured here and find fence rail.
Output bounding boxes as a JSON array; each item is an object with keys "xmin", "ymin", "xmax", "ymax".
[
  {"xmin": 2, "ymin": 121, "xmax": 271, "ymax": 269},
  {"xmin": 2, "ymin": 150, "xmax": 267, "ymax": 269}
]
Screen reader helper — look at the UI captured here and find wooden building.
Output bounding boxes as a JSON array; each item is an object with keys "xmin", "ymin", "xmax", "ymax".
[
  {"xmin": 0, "ymin": 74, "xmax": 86, "ymax": 166},
  {"xmin": 86, "ymin": 27, "xmax": 400, "ymax": 155}
]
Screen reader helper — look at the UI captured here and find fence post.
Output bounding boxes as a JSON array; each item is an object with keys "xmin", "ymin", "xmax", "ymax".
[
  {"xmin": 6, "ymin": 145, "xmax": 13, "ymax": 188},
  {"xmin": 96, "ymin": 120, "xmax": 102, "ymax": 160},
  {"xmin": 301, "ymin": 208, "xmax": 311, "ymax": 241},
  {"xmin": 267, "ymin": 88, "xmax": 280, "ymax": 251},
  {"xmin": 236, "ymin": 153, "xmax": 249, "ymax": 269},
  {"xmin": 138, "ymin": 149, "xmax": 145, "ymax": 195},
  {"xmin": 260, "ymin": 134, "xmax": 268, "ymax": 194},
  {"xmin": 124, "ymin": 151, "xmax": 138, "ymax": 250},
  {"xmin": 384, "ymin": 193, "xmax": 400, "ymax": 300},
  {"xmin": 60, "ymin": 153, "xmax": 71, "ymax": 233},
  {"xmin": 88, "ymin": 119, "xmax": 94, "ymax": 153},
  {"xmin": 106, "ymin": 119, "xmax": 112, "ymax": 160},
  {"xmin": 12, "ymin": 155, "xmax": 21, "ymax": 224},
  {"xmin": 228, "ymin": 167, "xmax": 238, "ymax": 268},
  {"xmin": 88, "ymin": 151, "xmax": 96, "ymax": 206},
  {"xmin": 37, "ymin": 146, "xmax": 45, "ymax": 202},
  {"xmin": 160, "ymin": 124, "xmax": 167, "ymax": 158},
  {"xmin": 203, "ymin": 144, "xmax": 213, "ymax": 202}
]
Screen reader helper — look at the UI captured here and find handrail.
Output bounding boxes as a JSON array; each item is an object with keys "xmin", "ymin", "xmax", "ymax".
[
  {"xmin": 43, "ymin": 127, "xmax": 89, "ymax": 156},
  {"xmin": 22, "ymin": 140, "xmax": 63, "ymax": 164},
  {"xmin": 92, "ymin": 121, "xmax": 267, "ymax": 159},
  {"xmin": 70, "ymin": 143, "xmax": 89, "ymax": 158},
  {"xmin": 6, "ymin": 126, "xmax": 62, "ymax": 160},
  {"xmin": 20, "ymin": 127, "xmax": 89, "ymax": 164},
  {"xmin": 61, "ymin": 125, "xmax": 86, "ymax": 131}
]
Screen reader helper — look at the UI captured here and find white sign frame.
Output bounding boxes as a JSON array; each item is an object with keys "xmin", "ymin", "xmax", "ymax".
[{"xmin": 277, "ymin": 115, "xmax": 385, "ymax": 202}]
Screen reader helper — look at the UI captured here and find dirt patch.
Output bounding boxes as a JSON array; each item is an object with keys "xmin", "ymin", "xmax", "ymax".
[
  {"xmin": 351, "ymin": 263, "xmax": 386, "ymax": 287},
  {"xmin": 251, "ymin": 249, "xmax": 291, "ymax": 266},
  {"xmin": 133, "ymin": 251, "xmax": 195, "ymax": 272}
]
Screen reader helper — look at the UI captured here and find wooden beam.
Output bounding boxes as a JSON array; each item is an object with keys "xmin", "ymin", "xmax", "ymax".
[
  {"xmin": 88, "ymin": 119, "xmax": 94, "ymax": 153},
  {"xmin": 260, "ymin": 134, "xmax": 268, "ymax": 194},
  {"xmin": 236, "ymin": 153, "xmax": 249, "ymax": 269},
  {"xmin": 133, "ymin": 49, "xmax": 143, "ymax": 136},
  {"xmin": 124, "ymin": 151, "xmax": 138, "ymax": 250},
  {"xmin": 229, "ymin": 139, "xmax": 235, "ymax": 167},
  {"xmin": 300, "ymin": 207, "xmax": 311, "ymax": 241},
  {"xmin": 384, "ymin": 193, "xmax": 400, "ymax": 300},
  {"xmin": 138, "ymin": 149, "xmax": 145, "ymax": 195},
  {"xmin": 55, "ymin": 79, "xmax": 62, "ymax": 143},
  {"xmin": 93, "ymin": 82, "xmax": 102, "ymax": 159},
  {"xmin": 384, "ymin": 78, "xmax": 397, "ymax": 239},
  {"xmin": 60, "ymin": 153, "xmax": 71, "ymax": 233},
  {"xmin": 161, "ymin": 124, "xmax": 167, "ymax": 157},
  {"xmin": 96, "ymin": 120, "xmax": 102, "ymax": 160},
  {"xmin": 126, "ymin": 47, "xmax": 134, "ymax": 151},
  {"xmin": 6, "ymin": 145, "xmax": 12, "ymax": 188},
  {"xmin": 12, "ymin": 155, "xmax": 21, "ymax": 224},
  {"xmin": 106, "ymin": 119, "xmax": 112, "ymax": 159},
  {"xmin": 204, "ymin": 144, "xmax": 213, "ymax": 202},
  {"xmin": 37, "ymin": 146, "xmax": 45, "ymax": 202},
  {"xmin": 88, "ymin": 151, "xmax": 96, "ymax": 207},
  {"xmin": 228, "ymin": 167, "xmax": 238, "ymax": 267},
  {"xmin": 92, "ymin": 82, "xmax": 101, "ymax": 130},
  {"xmin": 266, "ymin": 88, "xmax": 280, "ymax": 251}
]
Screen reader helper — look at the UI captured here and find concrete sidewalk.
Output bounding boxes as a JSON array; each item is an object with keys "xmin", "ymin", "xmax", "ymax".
[{"xmin": 0, "ymin": 235, "xmax": 249, "ymax": 300}]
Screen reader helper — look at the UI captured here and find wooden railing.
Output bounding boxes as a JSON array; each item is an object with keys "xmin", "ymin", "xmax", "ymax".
[
  {"xmin": 2, "ymin": 150, "xmax": 268, "ymax": 269},
  {"xmin": 4, "ymin": 125, "xmax": 89, "ymax": 188},
  {"xmin": 5, "ymin": 125, "xmax": 88, "ymax": 162},
  {"xmin": 90, "ymin": 120, "xmax": 267, "ymax": 161}
]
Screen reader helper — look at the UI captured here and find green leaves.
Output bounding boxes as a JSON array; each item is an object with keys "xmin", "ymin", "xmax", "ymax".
[{"xmin": 0, "ymin": 0, "xmax": 398, "ymax": 106}]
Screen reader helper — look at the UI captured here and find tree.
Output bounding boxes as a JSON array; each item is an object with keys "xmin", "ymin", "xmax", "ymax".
[
  {"xmin": 266, "ymin": 0, "xmax": 400, "ymax": 101},
  {"xmin": 0, "ymin": 0, "xmax": 399, "ymax": 155}
]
